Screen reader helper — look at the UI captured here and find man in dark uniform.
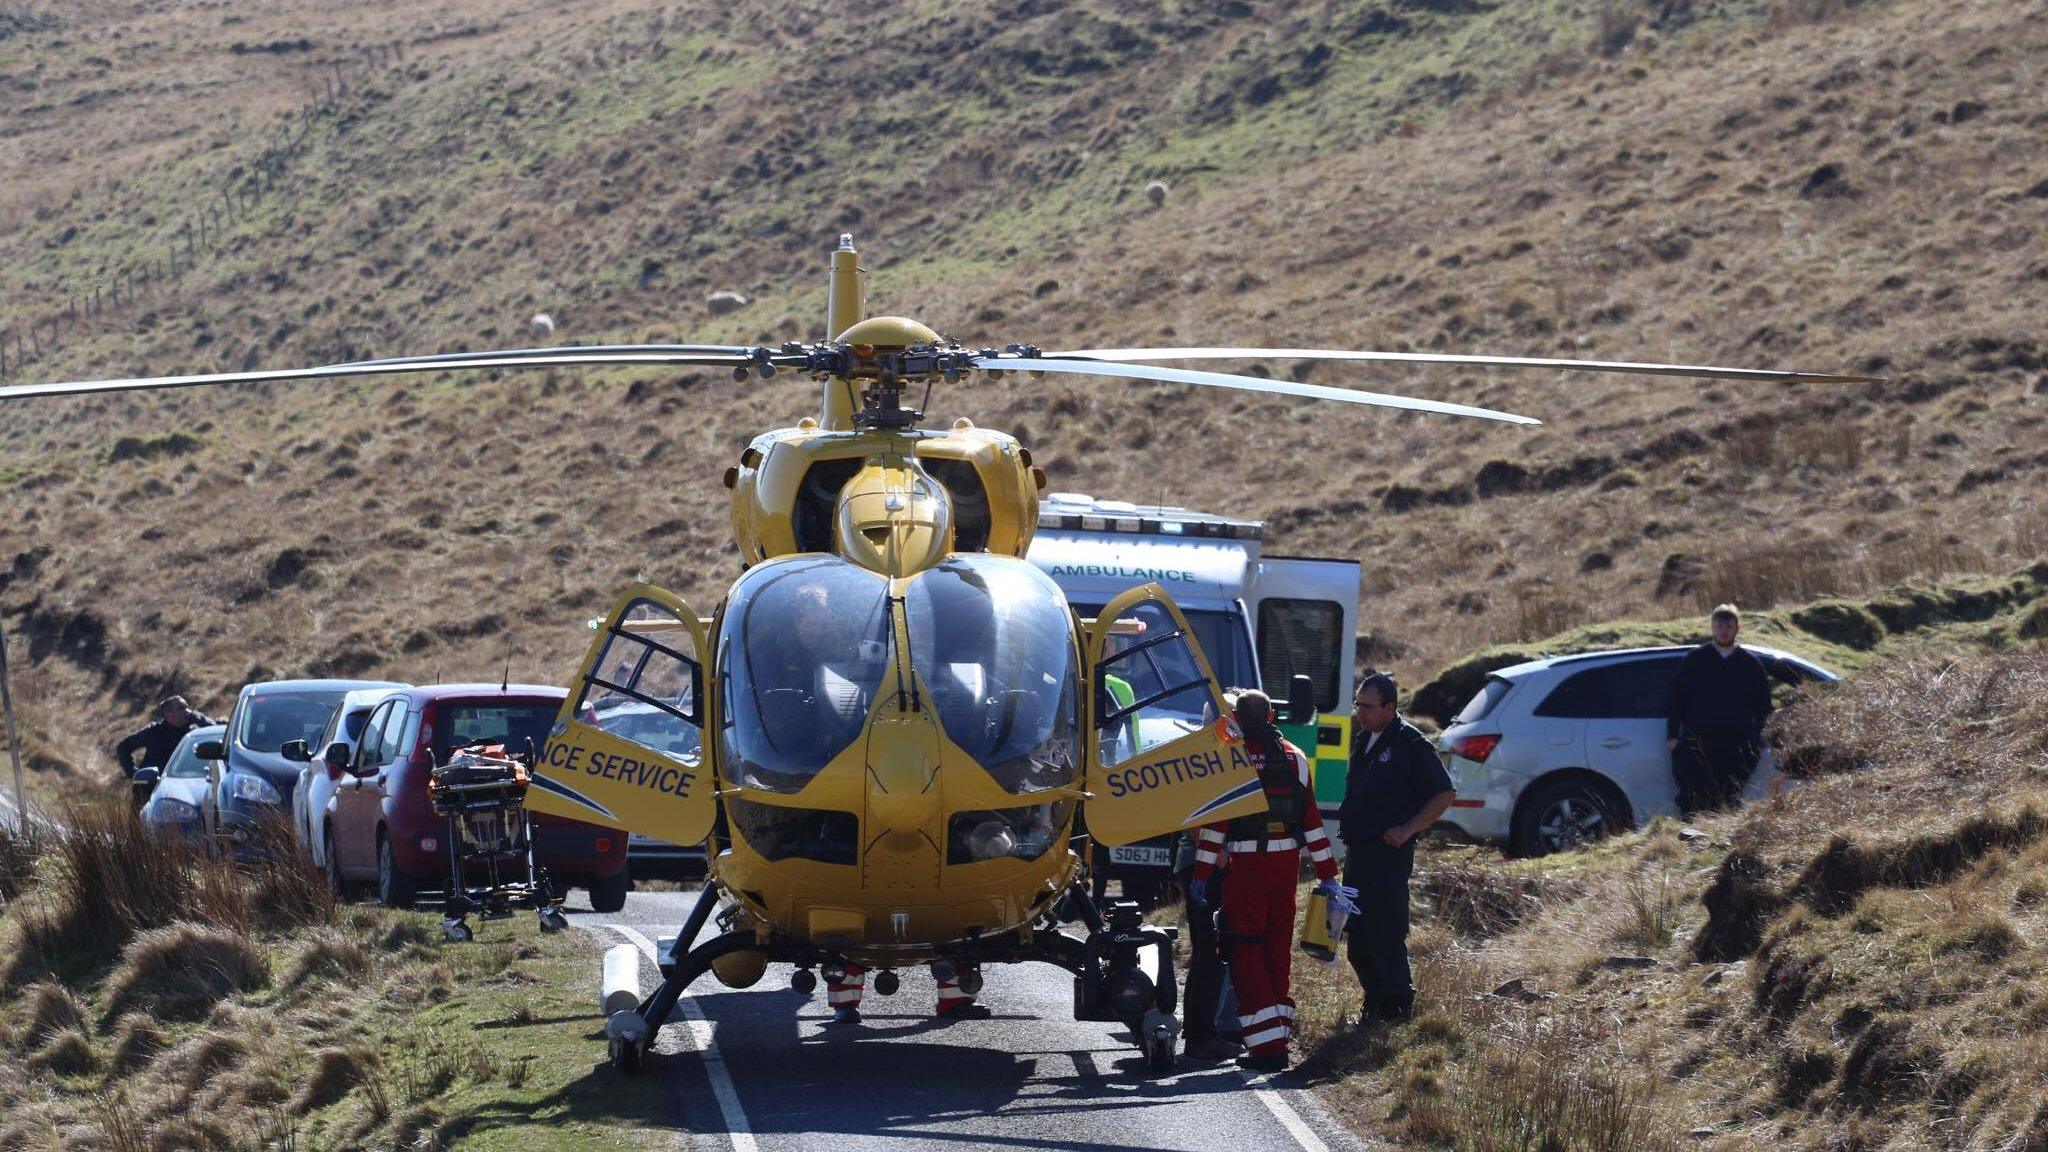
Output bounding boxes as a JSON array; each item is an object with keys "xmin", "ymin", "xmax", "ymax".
[
  {"xmin": 1337, "ymin": 672, "xmax": 1454, "ymax": 1024},
  {"xmin": 1173, "ymin": 828, "xmax": 1239, "ymax": 1060},
  {"xmin": 114, "ymin": 695, "xmax": 215, "ymax": 778},
  {"xmin": 1665, "ymin": 603, "xmax": 1774, "ymax": 814}
]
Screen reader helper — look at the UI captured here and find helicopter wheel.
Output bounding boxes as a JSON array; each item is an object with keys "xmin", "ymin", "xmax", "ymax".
[
  {"xmin": 1143, "ymin": 1021, "xmax": 1178, "ymax": 1074},
  {"xmin": 609, "ymin": 1033, "xmax": 643, "ymax": 1075}
]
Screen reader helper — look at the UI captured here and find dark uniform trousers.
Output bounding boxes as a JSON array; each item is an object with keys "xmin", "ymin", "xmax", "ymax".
[
  {"xmin": 1674, "ymin": 727, "xmax": 1759, "ymax": 814},
  {"xmin": 1342, "ymin": 845, "xmax": 1414, "ymax": 1019},
  {"xmin": 1181, "ymin": 887, "xmax": 1227, "ymax": 1044}
]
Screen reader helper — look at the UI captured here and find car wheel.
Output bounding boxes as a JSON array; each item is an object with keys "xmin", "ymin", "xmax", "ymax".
[
  {"xmin": 377, "ymin": 830, "xmax": 421, "ymax": 908},
  {"xmin": 1513, "ymin": 777, "xmax": 1628, "ymax": 857},
  {"xmin": 589, "ymin": 870, "xmax": 629, "ymax": 914},
  {"xmin": 324, "ymin": 824, "xmax": 349, "ymax": 896}
]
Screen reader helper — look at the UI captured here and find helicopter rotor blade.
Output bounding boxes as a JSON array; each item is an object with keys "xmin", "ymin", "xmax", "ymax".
[
  {"xmin": 0, "ymin": 349, "xmax": 758, "ymax": 402},
  {"xmin": 977, "ymin": 356, "xmax": 1542, "ymax": 426},
  {"xmin": 1048, "ymin": 346, "xmax": 1882, "ymax": 386},
  {"xmin": 348, "ymin": 342, "xmax": 761, "ymax": 367}
]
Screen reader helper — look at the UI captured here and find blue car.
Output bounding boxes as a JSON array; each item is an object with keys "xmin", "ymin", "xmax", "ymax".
[
  {"xmin": 197, "ymin": 678, "xmax": 403, "ymax": 850},
  {"xmin": 137, "ymin": 724, "xmax": 226, "ymax": 839}
]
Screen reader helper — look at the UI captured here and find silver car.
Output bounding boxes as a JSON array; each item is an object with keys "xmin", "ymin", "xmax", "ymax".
[
  {"xmin": 139, "ymin": 725, "xmax": 226, "ymax": 839},
  {"xmin": 289, "ymin": 687, "xmax": 405, "ymax": 874},
  {"xmin": 1435, "ymin": 645, "xmax": 1836, "ymax": 855}
]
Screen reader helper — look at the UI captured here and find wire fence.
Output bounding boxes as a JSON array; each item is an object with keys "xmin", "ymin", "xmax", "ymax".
[{"xmin": 0, "ymin": 40, "xmax": 414, "ymax": 382}]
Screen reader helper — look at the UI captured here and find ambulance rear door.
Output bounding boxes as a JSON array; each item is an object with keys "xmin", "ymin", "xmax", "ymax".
[{"xmin": 1249, "ymin": 555, "xmax": 1362, "ymax": 819}]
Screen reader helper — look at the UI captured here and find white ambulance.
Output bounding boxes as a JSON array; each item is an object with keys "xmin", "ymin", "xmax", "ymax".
[{"xmin": 1027, "ymin": 492, "xmax": 1361, "ymax": 899}]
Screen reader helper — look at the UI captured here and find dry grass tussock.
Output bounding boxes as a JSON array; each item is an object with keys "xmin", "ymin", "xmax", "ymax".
[
  {"xmin": 0, "ymin": 803, "xmax": 617, "ymax": 1152},
  {"xmin": 102, "ymin": 921, "xmax": 269, "ymax": 1022},
  {"xmin": 4, "ymin": 797, "xmax": 328, "ymax": 986},
  {"xmin": 1299, "ymin": 647, "xmax": 2048, "ymax": 1150}
]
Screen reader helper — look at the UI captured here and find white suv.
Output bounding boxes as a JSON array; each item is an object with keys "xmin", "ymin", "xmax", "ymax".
[{"xmin": 1435, "ymin": 645, "xmax": 1836, "ymax": 856}]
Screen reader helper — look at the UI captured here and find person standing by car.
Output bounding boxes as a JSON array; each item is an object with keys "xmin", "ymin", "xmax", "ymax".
[
  {"xmin": 115, "ymin": 695, "xmax": 215, "ymax": 779},
  {"xmin": 1665, "ymin": 604, "xmax": 1774, "ymax": 814},
  {"xmin": 1338, "ymin": 672, "xmax": 1455, "ymax": 1025}
]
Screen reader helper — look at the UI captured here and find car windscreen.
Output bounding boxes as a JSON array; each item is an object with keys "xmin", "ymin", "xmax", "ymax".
[
  {"xmin": 905, "ymin": 557, "xmax": 1079, "ymax": 794},
  {"xmin": 434, "ymin": 703, "xmax": 558, "ymax": 763},
  {"xmin": 1454, "ymin": 676, "xmax": 1514, "ymax": 726},
  {"xmin": 235, "ymin": 690, "xmax": 348, "ymax": 754},
  {"xmin": 164, "ymin": 729, "xmax": 223, "ymax": 779}
]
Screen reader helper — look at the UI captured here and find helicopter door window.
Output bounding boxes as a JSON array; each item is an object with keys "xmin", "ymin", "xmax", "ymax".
[
  {"xmin": 719, "ymin": 557, "xmax": 893, "ymax": 793},
  {"xmin": 904, "ymin": 556, "xmax": 1080, "ymax": 794},
  {"xmin": 576, "ymin": 599, "xmax": 703, "ymax": 764},
  {"xmin": 1095, "ymin": 600, "xmax": 1216, "ymax": 769}
]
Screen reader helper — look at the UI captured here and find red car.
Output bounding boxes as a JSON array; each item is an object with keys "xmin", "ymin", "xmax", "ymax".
[{"xmin": 323, "ymin": 684, "xmax": 630, "ymax": 912}]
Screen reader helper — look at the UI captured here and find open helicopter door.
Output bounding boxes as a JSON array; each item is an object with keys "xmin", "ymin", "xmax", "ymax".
[
  {"xmin": 1082, "ymin": 583, "xmax": 1269, "ymax": 847},
  {"xmin": 532, "ymin": 584, "xmax": 717, "ymax": 847}
]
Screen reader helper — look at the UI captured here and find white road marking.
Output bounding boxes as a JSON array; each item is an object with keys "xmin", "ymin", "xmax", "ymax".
[
  {"xmin": 604, "ymin": 908, "xmax": 1338, "ymax": 1152},
  {"xmin": 601, "ymin": 923, "xmax": 759, "ymax": 1152},
  {"xmin": 1247, "ymin": 1078, "xmax": 1334, "ymax": 1152}
]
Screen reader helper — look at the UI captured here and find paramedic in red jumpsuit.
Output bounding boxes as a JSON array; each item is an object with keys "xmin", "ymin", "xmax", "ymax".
[{"xmin": 1190, "ymin": 690, "xmax": 1338, "ymax": 1072}]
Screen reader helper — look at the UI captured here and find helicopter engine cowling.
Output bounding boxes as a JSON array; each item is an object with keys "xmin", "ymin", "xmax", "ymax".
[{"xmin": 834, "ymin": 457, "xmax": 953, "ymax": 577}]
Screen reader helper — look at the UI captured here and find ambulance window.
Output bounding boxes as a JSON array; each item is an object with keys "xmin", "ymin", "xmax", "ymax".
[
  {"xmin": 905, "ymin": 557, "xmax": 1078, "ymax": 793},
  {"xmin": 1257, "ymin": 599, "xmax": 1344, "ymax": 713},
  {"xmin": 719, "ymin": 558, "xmax": 893, "ymax": 792},
  {"xmin": 1095, "ymin": 599, "xmax": 1215, "ymax": 768},
  {"xmin": 576, "ymin": 599, "xmax": 703, "ymax": 765}
]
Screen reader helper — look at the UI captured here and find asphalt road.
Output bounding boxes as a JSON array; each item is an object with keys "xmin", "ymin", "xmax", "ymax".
[{"xmin": 571, "ymin": 886, "xmax": 1368, "ymax": 1152}]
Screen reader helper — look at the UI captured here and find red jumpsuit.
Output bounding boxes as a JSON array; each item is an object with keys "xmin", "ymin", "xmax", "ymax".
[
  {"xmin": 1192, "ymin": 734, "xmax": 1337, "ymax": 1062},
  {"xmin": 825, "ymin": 963, "xmax": 979, "ymax": 1017}
]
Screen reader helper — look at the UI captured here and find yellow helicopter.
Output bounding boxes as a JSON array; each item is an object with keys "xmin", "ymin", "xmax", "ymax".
[{"xmin": 0, "ymin": 235, "xmax": 1875, "ymax": 1074}]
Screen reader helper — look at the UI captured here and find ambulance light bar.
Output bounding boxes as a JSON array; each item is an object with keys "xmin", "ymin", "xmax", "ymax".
[{"xmin": 1037, "ymin": 509, "xmax": 1262, "ymax": 540}]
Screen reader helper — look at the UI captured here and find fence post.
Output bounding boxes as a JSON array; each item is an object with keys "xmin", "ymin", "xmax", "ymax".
[{"xmin": 1, "ymin": 615, "xmax": 32, "ymax": 844}]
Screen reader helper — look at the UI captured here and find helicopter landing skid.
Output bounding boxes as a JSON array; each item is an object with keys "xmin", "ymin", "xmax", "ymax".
[{"xmin": 608, "ymin": 882, "xmax": 1182, "ymax": 1076}]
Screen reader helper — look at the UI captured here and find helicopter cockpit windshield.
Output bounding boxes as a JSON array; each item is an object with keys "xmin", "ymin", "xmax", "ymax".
[
  {"xmin": 719, "ymin": 557, "xmax": 893, "ymax": 793},
  {"xmin": 904, "ymin": 556, "xmax": 1079, "ymax": 794}
]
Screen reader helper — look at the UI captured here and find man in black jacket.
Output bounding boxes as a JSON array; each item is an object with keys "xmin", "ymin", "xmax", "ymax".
[
  {"xmin": 1337, "ymin": 672, "xmax": 1455, "ymax": 1024},
  {"xmin": 1665, "ymin": 604, "xmax": 1773, "ymax": 814},
  {"xmin": 114, "ymin": 695, "xmax": 214, "ymax": 779}
]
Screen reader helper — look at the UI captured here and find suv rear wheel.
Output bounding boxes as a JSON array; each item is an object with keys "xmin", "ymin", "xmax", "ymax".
[{"xmin": 1513, "ymin": 776, "xmax": 1628, "ymax": 857}]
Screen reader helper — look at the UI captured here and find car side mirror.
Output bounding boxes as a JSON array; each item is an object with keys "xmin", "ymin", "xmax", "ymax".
[
  {"xmin": 280, "ymin": 739, "xmax": 312, "ymax": 763},
  {"xmin": 323, "ymin": 742, "xmax": 351, "ymax": 780},
  {"xmin": 195, "ymin": 739, "xmax": 225, "ymax": 761}
]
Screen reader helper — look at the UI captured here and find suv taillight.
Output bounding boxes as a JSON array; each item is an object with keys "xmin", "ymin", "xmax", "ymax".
[{"xmin": 1450, "ymin": 733, "xmax": 1501, "ymax": 763}]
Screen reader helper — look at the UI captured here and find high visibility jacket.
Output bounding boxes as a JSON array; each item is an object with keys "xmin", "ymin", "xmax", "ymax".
[{"xmin": 1191, "ymin": 733, "xmax": 1337, "ymax": 885}]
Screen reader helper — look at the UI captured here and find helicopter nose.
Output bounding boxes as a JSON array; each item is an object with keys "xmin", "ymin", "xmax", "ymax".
[{"xmin": 867, "ymin": 734, "xmax": 940, "ymax": 835}]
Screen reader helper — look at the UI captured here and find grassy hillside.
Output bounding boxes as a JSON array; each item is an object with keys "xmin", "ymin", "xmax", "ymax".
[
  {"xmin": 1292, "ymin": 643, "xmax": 2048, "ymax": 1150},
  {"xmin": 2, "ymin": 0, "xmax": 2045, "ymax": 800}
]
